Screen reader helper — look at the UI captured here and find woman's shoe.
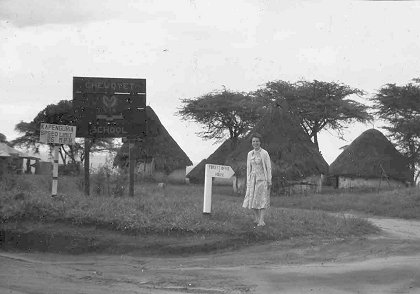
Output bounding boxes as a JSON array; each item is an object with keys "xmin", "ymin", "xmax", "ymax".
[{"xmin": 257, "ymin": 221, "xmax": 266, "ymax": 227}]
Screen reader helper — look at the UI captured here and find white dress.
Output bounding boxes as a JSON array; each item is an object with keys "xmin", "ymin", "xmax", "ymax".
[{"xmin": 242, "ymin": 150, "xmax": 270, "ymax": 209}]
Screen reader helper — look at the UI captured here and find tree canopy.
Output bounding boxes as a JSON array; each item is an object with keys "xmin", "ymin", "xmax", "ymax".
[
  {"xmin": 12, "ymin": 100, "xmax": 115, "ymax": 164},
  {"xmin": 256, "ymin": 80, "xmax": 372, "ymax": 150},
  {"xmin": 372, "ymin": 79, "xmax": 420, "ymax": 184},
  {"xmin": 177, "ymin": 89, "xmax": 264, "ymax": 148},
  {"xmin": 0, "ymin": 133, "xmax": 7, "ymax": 143}
]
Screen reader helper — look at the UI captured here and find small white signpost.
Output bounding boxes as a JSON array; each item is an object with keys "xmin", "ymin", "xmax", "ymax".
[
  {"xmin": 39, "ymin": 123, "xmax": 76, "ymax": 197},
  {"xmin": 203, "ymin": 164, "xmax": 235, "ymax": 214}
]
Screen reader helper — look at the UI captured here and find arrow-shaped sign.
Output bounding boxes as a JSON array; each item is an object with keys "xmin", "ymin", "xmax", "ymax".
[
  {"xmin": 205, "ymin": 164, "xmax": 235, "ymax": 178},
  {"xmin": 203, "ymin": 164, "xmax": 235, "ymax": 214}
]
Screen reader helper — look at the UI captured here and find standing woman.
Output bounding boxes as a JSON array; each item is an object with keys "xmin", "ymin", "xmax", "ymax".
[{"xmin": 242, "ymin": 132, "xmax": 272, "ymax": 227}]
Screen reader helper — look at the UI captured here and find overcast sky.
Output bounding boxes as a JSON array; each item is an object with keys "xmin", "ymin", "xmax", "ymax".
[{"xmin": 1, "ymin": 0, "xmax": 419, "ymax": 165}]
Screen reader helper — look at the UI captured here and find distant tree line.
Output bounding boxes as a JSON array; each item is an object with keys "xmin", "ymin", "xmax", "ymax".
[
  {"xmin": 177, "ymin": 78, "xmax": 420, "ymax": 184},
  {"xmin": 8, "ymin": 78, "xmax": 420, "ymax": 184},
  {"xmin": 12, "ymin": 100, "xmax": 117, "ymax": 170}
]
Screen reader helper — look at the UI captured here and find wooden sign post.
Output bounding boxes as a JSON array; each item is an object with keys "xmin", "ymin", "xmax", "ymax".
[
  {"xmin": 128, "ymin": 139, "xmax": 135, "ymax": 197},
  {"xmin": 39, "ymin": 123, "xmax": 76, "ymax": 197},
  {"xmin": 203, "ymin": 164, "xmax": 235, "ymax": 214},
  {"xmin": 84, "ymin": 138, "xmax": 90, "ymax": 196}
]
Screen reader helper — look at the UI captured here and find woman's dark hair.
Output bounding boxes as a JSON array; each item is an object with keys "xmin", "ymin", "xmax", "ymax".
[{"xmin": 250, "ymin": 132, "xmax": 263, "ymax": 143}]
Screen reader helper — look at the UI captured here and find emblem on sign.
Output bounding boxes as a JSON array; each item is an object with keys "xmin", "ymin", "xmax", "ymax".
[
  {"xmin": 97, "ymin": 95, "xmax": 123, "ymax": 121},
  {"xmin": 102, "ymin": 95, "xmax": 117, "ymax": 111}
]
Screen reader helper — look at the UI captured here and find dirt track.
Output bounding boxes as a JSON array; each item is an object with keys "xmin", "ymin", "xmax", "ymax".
[{"xmin": 1, "ymin": 215, "xmax": 420, "ymax": 293}]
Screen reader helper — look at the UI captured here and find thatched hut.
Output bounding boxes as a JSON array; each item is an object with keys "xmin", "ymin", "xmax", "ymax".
[
  {"xmin": 226, "ymin": 107, "xmax": 329, "ymax": 195},
  {"xmin": 329, "ymin": 129, "xmax": 411, "ymax": 189},
  {"xmin": 186, "ymin": 138, "xmax": 240, "ymax": 185},
  {"xmin": 114, "ymin": 107, "xmax": 192, "ymax": 183}
]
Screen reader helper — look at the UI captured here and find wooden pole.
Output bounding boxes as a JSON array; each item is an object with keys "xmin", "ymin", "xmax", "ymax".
[
  {"xmin": 129, "ymin": 139, "xmax": 135, "ymax": 197},
  {"xmin": 84, "ymin": 138, "xmax": 90, "ymax": 196},
  {"xmin": 51, "ymin": 145, "xmax": 59, "ymax": 197}
]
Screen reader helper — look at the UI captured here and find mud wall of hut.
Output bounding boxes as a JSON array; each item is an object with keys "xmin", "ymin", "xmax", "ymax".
[
  {"xmin": 337, "ymin": 176, "xmax": 406, "ymax": 189},
  {"xmin": 233, "ymin": 174, "xmax": 324, "ymax": 195},
  {"xmin": 136, "ymin": 159, "xmax": 188, "ymax": 184},
  {"xmin": 167, "ymin": 168, "xmax": 188, "ymax": 184}
]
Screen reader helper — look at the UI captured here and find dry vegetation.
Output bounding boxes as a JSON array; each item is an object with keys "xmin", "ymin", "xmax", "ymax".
[{"xmin": 0, "ymin": 173, "xmax": 377, "ymax": 244}]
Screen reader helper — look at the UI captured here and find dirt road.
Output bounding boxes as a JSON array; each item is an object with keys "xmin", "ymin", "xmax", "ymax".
[{"xmin": 1, "ymin": 215, "xmax": 420, "ymax": 293}]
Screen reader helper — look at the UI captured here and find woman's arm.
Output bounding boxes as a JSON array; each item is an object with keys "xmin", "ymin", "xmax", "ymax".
[
  {"xmin": 265, "ymin": 151, "xmax": 272, "ymax": 185},
  {"xmin": 246, "ymin": 152, "xmax": 251, "ymax": 186}
]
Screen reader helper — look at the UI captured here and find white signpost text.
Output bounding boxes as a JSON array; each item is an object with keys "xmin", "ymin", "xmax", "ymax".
[{"xmin": 203, "ymin": 164, "xmax": 235, "ymax": 214}]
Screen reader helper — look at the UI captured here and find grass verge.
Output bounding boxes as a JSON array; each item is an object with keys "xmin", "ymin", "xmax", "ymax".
[
  {"xmin": 1, "ymin": 175, "xmax": 378, "ymax": 247},
  {"xmin": 272, "ymin": 187, "xmax": 420, "ymax": 219}
]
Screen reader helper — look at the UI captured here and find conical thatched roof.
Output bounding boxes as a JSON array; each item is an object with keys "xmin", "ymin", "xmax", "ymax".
[
  {"xmin": 186, "ymin": 138, "xmax": 241, "ymax": 184},
  {"xmin": 0, "ymin": 142, "xmax": 39, "ymax": 159},
  {"xmin": 226, "ymin": 106, "xmax": 328, "ymax": 182},
  {"xmin": 114, "ymin": 106, "xmax": 192, "ymax": 173},
  {"xmin": 329, "ymin": 129, "xmax": 411, "ymax": 182},
  {"xmin": 0, "ymin": 142, "xmax": 22, "ymax": 157}
]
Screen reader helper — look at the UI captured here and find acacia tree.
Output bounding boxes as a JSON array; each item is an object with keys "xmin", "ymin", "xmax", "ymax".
[
  {"xmin": 256, "ymin": 80, "xmax": 372, "ymax": 150},
  {"xmin": 177, "ymin": 89, "xmax": 264, "ymax": 148},
  {"xmin": 372, "ymin": 79, "xmax": 420, "ymax": 184},
  {"xmin": 12, "ymin": 100, "xmax": 115, "ymax": 165}
]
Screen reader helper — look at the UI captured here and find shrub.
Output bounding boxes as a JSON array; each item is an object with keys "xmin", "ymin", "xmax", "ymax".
[{"xmin": 91, "ymin": 163, "xmax": 128, "ymax": 197}]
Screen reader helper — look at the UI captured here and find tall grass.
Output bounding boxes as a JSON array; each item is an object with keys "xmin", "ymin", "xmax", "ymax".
[
  {"xmin": 0, "ymin": 174, "xmax": 378, "ymax": 242},
  {"xmin": 272, "ymin": 187, "xmax": 420, "ymax": 219}
]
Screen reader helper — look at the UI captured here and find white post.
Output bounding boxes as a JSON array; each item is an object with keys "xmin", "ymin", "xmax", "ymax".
[
  {"xmin": 203, "ymin": 164, "xmax": 212, "ymax": 214},
  {"xmin": 202, "ymin": 164, "xmax": 234, "ymax": 214},
  {"xmin": 52, "ymin": 145, "xmax": 59, "ymax": 197}
]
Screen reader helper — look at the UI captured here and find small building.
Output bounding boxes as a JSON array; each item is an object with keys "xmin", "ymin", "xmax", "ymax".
[
  {"xmin": 226, "ymin": 106, "xmax": 329, "ymax": 195},
  {"xmin": 0, "ymin": 142, "xmax": 40, "ymax": 176},
  {"xmin": 329, "ymin": 129, "xmax": 411, "ymax": 189},
  {"xmin": 114, "ymin": 106, "xmax": 192, "ymax": 183}
]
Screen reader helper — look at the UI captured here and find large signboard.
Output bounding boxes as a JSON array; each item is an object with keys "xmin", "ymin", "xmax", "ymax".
[
  {"xmin": 73, "ymin": 77, "xmax": 146, "ymax": 138},
  {"xmin": 39, "ymin": 123, "xmax": 76, "ymax": 145}
]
